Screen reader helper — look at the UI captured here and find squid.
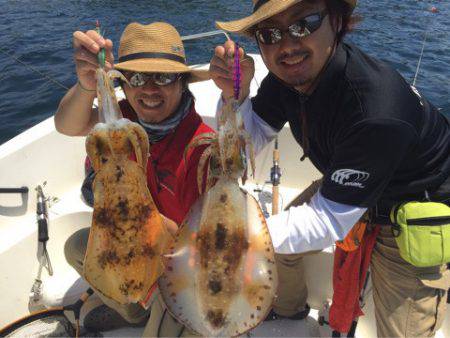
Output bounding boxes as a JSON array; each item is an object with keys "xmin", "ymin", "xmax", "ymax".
[
  {"xmin": 83, "ymin": 67, "xmax": 171, "ymax": 304},
  {"xmin": 159, "ymin": 94, "xmax": 278, "ymax": 336}
]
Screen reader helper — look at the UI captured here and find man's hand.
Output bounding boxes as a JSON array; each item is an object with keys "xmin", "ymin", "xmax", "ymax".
[
  {"xmin": 73, "ymin": 30, "xmax": 114, "ymax": 91},
  {"xmin": 210, "ymin": 40, "xmax": 255, "ymax": 104}
]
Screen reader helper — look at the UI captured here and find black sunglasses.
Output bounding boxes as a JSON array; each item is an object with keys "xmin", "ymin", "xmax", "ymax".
[
  {"xmin": 255, "ymin": 9, "xmax": 329, "ymax": 45},
  {"xmin": 124, "ymin": 72, "xmax": 182, "ymax": 87}
]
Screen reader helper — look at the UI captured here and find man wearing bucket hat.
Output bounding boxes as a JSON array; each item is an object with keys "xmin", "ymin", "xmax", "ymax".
[
  {"xmin": 210, "ymin": 0, "xmax": 450, "ymax": 337},
  {"xmin": 54, "ymin": 22, "xmax": 213, "ymax": 333}
]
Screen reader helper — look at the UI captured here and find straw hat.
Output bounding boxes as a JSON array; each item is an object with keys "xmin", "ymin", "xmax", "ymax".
[
  {"xmin": 216, "ymin": 0, "xmax": 357, "ymax": 36},
  {"xmin": 114, "ymin": 22, "xmax": 209, "ymax": 83}
]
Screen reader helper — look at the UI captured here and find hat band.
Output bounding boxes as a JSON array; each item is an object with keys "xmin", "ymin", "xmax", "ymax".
[
  {"xmin": 253, "ymin": 0, "xmax": 270, "ymax": 12},
  {"xmin": 118, "ymin": 52, "xmax": 186, "ymax": 64}
]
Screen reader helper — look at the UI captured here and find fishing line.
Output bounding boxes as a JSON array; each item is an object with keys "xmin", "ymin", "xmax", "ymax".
[
  {"xmin": 0, "ymin": 46, "xmax": 69, "ymax": 91},
  {"xmin": 412, "ymin": 29, "xmax": 429, "ymax": 87},
  {"xmin": 412, "ymin": 5, "xmax": 439, "ymax": 87}
]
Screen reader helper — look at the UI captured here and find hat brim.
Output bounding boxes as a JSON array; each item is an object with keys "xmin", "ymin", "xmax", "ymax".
[
  {"xmin": 114, "ymin": 58, "xmax": 210, "ymax": 83},
  {"xmin": 217, "ymin": 0, "xmax": 357, "ymax": 36},
  {"xmin": 216, "ymin": 0, "xmax": 301, "ymax": 37}
]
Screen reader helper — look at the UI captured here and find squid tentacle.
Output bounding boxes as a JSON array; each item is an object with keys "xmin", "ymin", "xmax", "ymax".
[
  {"xmin": 183, "ymin": 132, "xmax": 216, "ymax": 165},
  {"xmin": 196, "ymin": 146, "xmax": 214, "ymax": 194}
]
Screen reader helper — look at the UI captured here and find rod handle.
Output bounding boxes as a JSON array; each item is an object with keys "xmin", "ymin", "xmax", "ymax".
[
  {"xmin": 273, "ymin": 148, "xmax": 280, "ymax": 163},
  {"xmin": 38, "ymin": 218, "xmax": 49, "ymax": 243},
  {"xmin": 272, "ymin": 185, "xmax": 279, "ymax": 215}
]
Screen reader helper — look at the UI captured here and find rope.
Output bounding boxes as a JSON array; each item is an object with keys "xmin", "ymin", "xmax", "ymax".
[{"xmin": 0, "ymin": 46, "xmax": 69, "ymax": 91}]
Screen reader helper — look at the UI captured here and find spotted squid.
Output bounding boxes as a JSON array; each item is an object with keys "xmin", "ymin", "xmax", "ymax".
[
  {"xmin": 83, "ymin": 67, "xmax": 171, "ymax": 304},
  {"xmin": 159, "ymin": 95, "xmax": 278, "ymax": 336}
]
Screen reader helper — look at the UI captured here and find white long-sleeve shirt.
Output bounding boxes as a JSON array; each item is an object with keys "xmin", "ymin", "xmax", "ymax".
[{"xmin": 216, "ymin": 96, "xmax": 367, "ymax": 254}]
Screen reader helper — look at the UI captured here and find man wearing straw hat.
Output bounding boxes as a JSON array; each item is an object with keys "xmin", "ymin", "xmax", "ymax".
[
  {"xmin": 210, "ymin": 0, "xmax": 450, "ymax": 337},
  {"xmin": 54, "ymin": 22, "xmax": 213, "ymax": 333}
]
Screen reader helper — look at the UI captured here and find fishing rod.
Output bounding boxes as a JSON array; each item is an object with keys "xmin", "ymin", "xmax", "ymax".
[
  {"xmin": 270, "ymin": 138, "xmax": 281, "ymax": 215},
  {"xmin": 30, "ymin": 184, "xmax": 54, "ymax": 306},
  {"xmin": 181, "ymin": 29, "xmax": 230, "ymax": 42},
  {"xmin": 0, "ymin": 29, "xmax": 230, "ymax": 93}
]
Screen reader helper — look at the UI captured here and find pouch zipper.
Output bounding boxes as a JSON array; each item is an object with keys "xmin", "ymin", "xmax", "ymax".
[{"xmin": 406, "ymin": 216, "xmax": 450, "ymax": 226}]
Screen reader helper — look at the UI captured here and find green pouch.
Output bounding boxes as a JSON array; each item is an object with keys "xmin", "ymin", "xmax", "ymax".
[{"xmin": 390, "ymin": 201, "xmax": 450, "ymax": 267}]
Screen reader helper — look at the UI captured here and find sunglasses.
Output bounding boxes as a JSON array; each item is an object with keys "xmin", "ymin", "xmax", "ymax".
[
  {"xmin": 255, "ymin": 9, "xmax": 329, "ymax": 45},
  {"xmin": 124, "ymin": 72, "xmax": 182, "ymax": 87}
]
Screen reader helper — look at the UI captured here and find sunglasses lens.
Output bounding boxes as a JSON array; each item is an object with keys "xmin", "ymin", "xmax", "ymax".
[
  {"xmin": 257, "ymin": 11, "xmax": 327, "ymax": 45},
  {"xmin": 289, "ymin": 22, "xmax": 310, "ymax": 39},
  {"xmin": 127, "ymin": 73, "xmax": 179, "ymax": 87},
  {"xmin": 153, "ymin": 73, "xmax": 179, "ymax": 86},
  {"xmin": 289, "ymin": 13, "xmax": 323, "ymax": 40},
  {"xmin": 304, "ymin": 13, "xmax": 322, "ymax": 32},
  {"xmin": 129, "ymin": 73, "xmax": 147, "ymax": 87},
  {"xmin": 256, "ymin": 28, "xmax": 282, "ymax": 45}
]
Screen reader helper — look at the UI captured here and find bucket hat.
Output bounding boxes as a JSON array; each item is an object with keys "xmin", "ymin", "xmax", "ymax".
[{"xmin": 114, "ymin": 22, "xmax": 209, "ymax": 83}]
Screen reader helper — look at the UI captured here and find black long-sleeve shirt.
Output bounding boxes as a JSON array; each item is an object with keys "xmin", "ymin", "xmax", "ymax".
[{"xmin": 252, "ymin": 43, "xmax": 450, "ymax": 210}]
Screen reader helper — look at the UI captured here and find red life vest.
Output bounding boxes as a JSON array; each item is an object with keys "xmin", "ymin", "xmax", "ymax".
[{"xmin": 119, "ymin": 100, "xmax": 214, "ymax": 224}]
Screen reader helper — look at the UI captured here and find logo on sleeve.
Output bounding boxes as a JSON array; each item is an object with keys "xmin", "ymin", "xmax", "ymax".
[{"xmin": 331, "ymin": 169, "xmax": 370, "ymax": 189}]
